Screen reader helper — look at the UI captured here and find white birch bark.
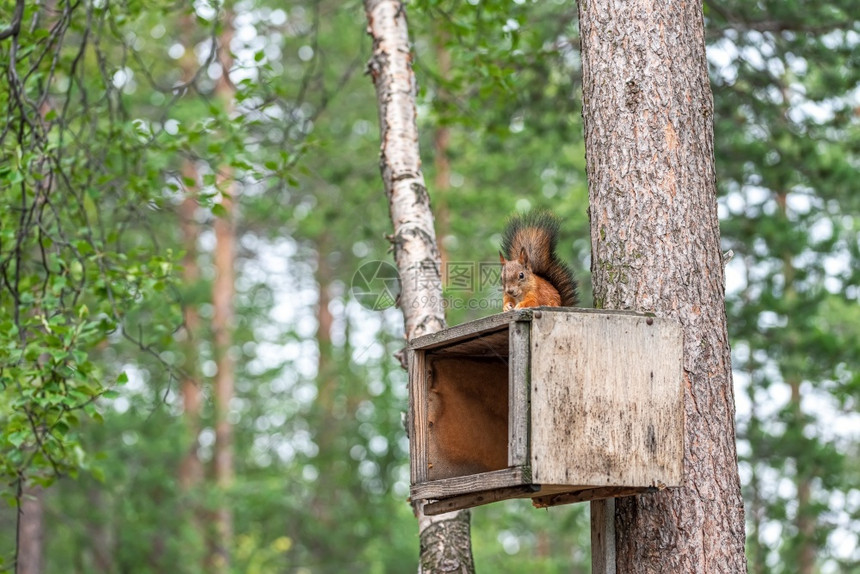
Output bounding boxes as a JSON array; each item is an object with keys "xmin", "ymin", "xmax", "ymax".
[{"xmin": 363, "ymin": 1, "xmax": 475, "ymax": 572}]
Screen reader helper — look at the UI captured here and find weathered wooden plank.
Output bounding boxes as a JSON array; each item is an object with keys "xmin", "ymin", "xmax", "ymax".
[
  {"xmin": 532, "ymin": 486, "xmax": 657, "ymax": 508},
  {"xmin": 531, "ymin": 307, "xmax": 647, "ymax": 317},
  {"xmin": 508, "ymin": 320, "xmax": 530, "ymax": 467},
  {"xmin": 409, "ymin": 309, "xmax": 528, "ymax": 351},
  {"xmin": 421, "ymin": 482, "xmax": 622, "ymax": 516},
  {"xmin": 422, "ymin": 484, "xmax": 541, "ymax": 516},
  {"xmin": 530, "ymin": 312, "xmax": 684, "ymax": 487},
  {"xmin": 408, "ymin": 349, "xmax": 428, "ymax": 485},
  {"xmin": 590, "ymin": 498, "xmax": 617, "ymax": 574},
  {"xmin": 410, "ymin": 467, "xmax": 531, "ymax": 500},
  {"xmin": 410, "ymin": 306, "xmax": 648, "ymax": 351},
  {"xmin": 428, "ymin": 329, "xmax": 510, "ymax": 358}
]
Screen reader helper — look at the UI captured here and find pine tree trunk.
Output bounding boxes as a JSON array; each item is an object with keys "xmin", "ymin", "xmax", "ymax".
[
  {"xmin": 313, "ymin": 235, "xmax": 337, "ymax": 451},
  {"xmin": 309, "ymin": 235, "xmax": 340, "ymax": 534},
  {"xmin": 211, "ymin": 173, "xmax": 235, "ymax": 574},
  {"xmin": 748, "ymin": 407, "xmax": 767, "ymax": 574},
  {"xmin": 774, "ymin": 190, "xmax": 816, "ymax": 574},
  {"xmin": 178, "ymin": 160, "xmax": 204, "ymax": 556},
  {"xmin": 176, "ymin": 19, "xmax": 205, "ymax": 564},
  {"xmin": 210, "ymin": 16, "xmax": 236, "ymax": 573},
  {"xmin": 363, "ymin": 1, "xmax": 474, "ymax": 572},
  {"xmin": 578, "ymin": 0, "xmax": 747, "ymax": 571},
  {"xmin": 178, "ymin": 168, "xmax": 203, "ymax": 487},
  {"xmin": 16, "ymin": 484, "xmax": 43, "ymax": 574}
]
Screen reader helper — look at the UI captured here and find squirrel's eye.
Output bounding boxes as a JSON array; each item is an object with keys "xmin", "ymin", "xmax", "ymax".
[{"xmin": 518, "ymin": 272, "xmax": 525, "ymax": 280}]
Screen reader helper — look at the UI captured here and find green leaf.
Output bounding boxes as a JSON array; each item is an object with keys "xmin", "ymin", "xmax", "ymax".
[{"xmin": 8, "ymin": 431, "xmax": 28, "ymax": 448}]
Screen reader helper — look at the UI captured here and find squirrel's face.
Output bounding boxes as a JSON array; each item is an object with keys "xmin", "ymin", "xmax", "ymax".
[{"xmin": 501, "ymin": 262, "xmax": 533, "ymax": 299}]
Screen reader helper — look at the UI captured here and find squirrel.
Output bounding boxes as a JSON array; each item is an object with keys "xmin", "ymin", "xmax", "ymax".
[{"xmin": 499, "ymin": 210, "xmax": 578, "ymax": 311}]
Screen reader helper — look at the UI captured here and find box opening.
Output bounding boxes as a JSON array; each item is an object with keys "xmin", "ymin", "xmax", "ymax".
[{"xmin": 426, "ymin": 329, "xmax": 511, "ymax": 481}]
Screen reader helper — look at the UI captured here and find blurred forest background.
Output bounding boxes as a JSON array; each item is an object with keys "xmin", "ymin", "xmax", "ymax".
[{"xmin": 1, "ymin": 0, "xmax": 858, "ymax": 572}]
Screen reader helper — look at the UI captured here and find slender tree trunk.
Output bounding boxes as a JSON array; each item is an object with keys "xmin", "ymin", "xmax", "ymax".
[
  {"xmin": 795, "ymin": 472, "xmax": 815, "ymax": 574},
  {"xmin": 313, "ymin": 235, "xmax": 336, "ymax": 447},
  {"xmin": 364, "ymin": 1, "xmax": 474, "ymax": 572},
  {"xmin": 776, "ymin": 190, "xmax": 815, "ymax": 574},
  {"xmin": 748, "ymin": 394, "xmax": 767, "ymax": 574},
  {"xmin": 210, "ymin": 16, "xmax": 236, "ymax": 573},
  {"xmin": 178, "ymin": 173, "xmax": 203, "ymax": 485},
  {"xmin": 175, "ymin": 18, "xmax": 206, "ymax": 567},
  {"xmin": 15, "ymin": 5, "xmax": 57, "ymax": 571},
  {"xmin": 792, "ymin": 378, "xmax": 815, "ymax": 574},
  {"xmin": 578, "ymin": 0, "xmax": 747, "ymax": 571},
  {"xmin": 85, "ymin": 486, "xmax": 112, "ymax": 573},
  {"xmin": 16, "ymin": 484, "xmax": 43, "ymax": 574},
  {"xmin": 309, "ymin": 235, "xmax": 340, "ymax": 534},
  {"xmin": 178, "ymin": 161, "xmax": 204, "ymax": 523},
  {"xmin": 211, "ymin": 170, "xmax": 235, "ymax": 574},
  {"xmin": 177, "ymin": 27, "xmax": 204, "ymax": 492}
]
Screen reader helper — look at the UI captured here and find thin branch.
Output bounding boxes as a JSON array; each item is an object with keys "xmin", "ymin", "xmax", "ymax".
[{"xmin": 0, "ymin": 0, "xmax": 25, "ymax": 41}]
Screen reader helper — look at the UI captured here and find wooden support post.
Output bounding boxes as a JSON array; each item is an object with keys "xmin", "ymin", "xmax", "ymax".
[
  {"xmin": 591, "ymin": 498, "xmax": 616, "ymax": 574},
  {"xmin": 508, "ymin": 320, "xmax": 530, "ymax": 467}
]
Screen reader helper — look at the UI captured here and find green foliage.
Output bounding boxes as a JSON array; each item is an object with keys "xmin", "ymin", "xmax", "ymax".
[
  {"xmin": 1, "ymin": 0, "xmax": 858, "ymax": 571},
  {"xmin": 411, "ymin": 0, "xmax": 591, "ymax": 325},
  {"xmin": 708, "ymin": 1, "xmax": 860, "ymax": 569},
  {"xmin": 0, "ymin": 0, "xmax": 185, "ymax": 497}
]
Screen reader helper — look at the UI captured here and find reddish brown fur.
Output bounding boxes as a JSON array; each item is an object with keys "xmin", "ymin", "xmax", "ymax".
[
  {"xmin": 506, "ymin": 227, "xmax": 555, "ymax": 270},
  {"xmin": 500, "ymin": 251, "xmax": 563, "ymax": 310},
  {"xmin": 499, "ymin": 211, "xmax": 578, "ymax": 310}
]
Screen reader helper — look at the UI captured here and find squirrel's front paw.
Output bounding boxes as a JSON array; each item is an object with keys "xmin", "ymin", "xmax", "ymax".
[{"xmin": 503, "ymin": 302, "xmax": 514, "ymax": 312}]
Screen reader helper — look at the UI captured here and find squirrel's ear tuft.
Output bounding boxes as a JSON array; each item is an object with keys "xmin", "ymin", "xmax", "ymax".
[
  {"xmin": 518, "ymin": 247, "xmax": 528, "ymax": 266},
  {"xmin": 499, "ymin": 251, "xmax": 506, "ymax": 264}
]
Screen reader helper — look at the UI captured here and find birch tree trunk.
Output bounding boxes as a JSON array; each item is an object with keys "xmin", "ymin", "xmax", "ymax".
[
  {"xmin": 577, "ymin": 0, "xmax": 747, "ymax": 571},
  {"xmin": 363, "ymin": 1, "xmax": 475, "ymax": 572}
]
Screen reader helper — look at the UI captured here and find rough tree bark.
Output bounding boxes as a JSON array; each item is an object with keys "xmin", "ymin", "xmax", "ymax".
[
  {"xmin": 578, "ymin": 0, "xmax": 747, "ymax": 571},
  {"xmin": 210, "ymin": 15, "xmax": 237, "ymax": 573},
  {"xmin": 363, "ymin": 1, "xmax": 475, "ymax": 572},
  {"xmin": 16, "ymin": 485, "xmax": 43, "ymax": 574}
]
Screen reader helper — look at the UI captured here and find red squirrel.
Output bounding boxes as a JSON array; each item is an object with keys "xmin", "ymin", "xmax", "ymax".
[{"xmin": 499, "ymin": 210, "xmax": 578, "ymax": 311}]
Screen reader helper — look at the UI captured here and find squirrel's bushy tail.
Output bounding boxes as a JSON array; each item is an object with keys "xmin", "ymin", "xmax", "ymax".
[{"xmin": 501, "ymin": 210, "xmax": 578, "ymax": 306}]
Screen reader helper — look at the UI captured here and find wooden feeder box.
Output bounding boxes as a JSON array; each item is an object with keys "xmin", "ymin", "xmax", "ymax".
[{"xmin": 407, "ymin": 308, "xmax": 684, "ymax": 516}]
